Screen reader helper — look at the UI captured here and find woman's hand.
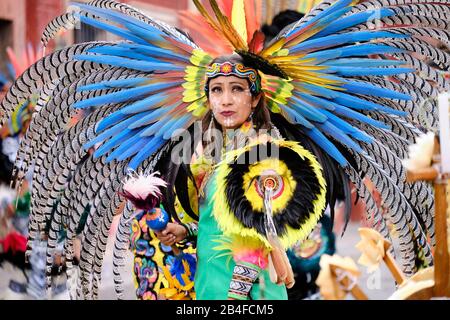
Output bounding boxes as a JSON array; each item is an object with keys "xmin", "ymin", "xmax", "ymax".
[{"xmin": 154, "ymin": 223, "xmax": 188, "ymax": 246}]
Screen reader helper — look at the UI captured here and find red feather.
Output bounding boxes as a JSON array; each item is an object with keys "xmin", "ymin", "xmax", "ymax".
[{"xmin": 249, "ymin": 30, "xmax": 265, "ymax": 54}]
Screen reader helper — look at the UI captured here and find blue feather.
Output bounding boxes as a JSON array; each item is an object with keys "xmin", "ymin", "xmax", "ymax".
[
  {"xmin": 305, "ymin": 44, "xmax": 404, "ymax": 62},
  {"xmin": 332, "ymin": 104, "xmax": 389, "ymax": 129},
  {"xmin": 294, "ymin": 92, "xmax": 336, "ymax": 111},
  {"xmin": 170, "ymin": 253, "xmax": 196, "ymax": 285},
  {"xmin": 291, "ymin": 31, "xmax": 408, "ymax": 53},
  {"xmin": 161, "ymin": 113, "xmax": 192, "ymax": 140},
  {"xmin": 96, "ymin": 111, "xmax": 129, "ymax": 133},
  {"xmin": 333, "ymin": 94, "xmax": 407, "ymax": 116},
  {"xmin": 84, "ymin": 114, "xmax": 141, "ymax": 149},
  {"xmin": 78, "ymin": 77, "xmax": 148, "ymax": 92},
  {"xmin": 327, "ymin": 66, "xmax": 414, "ymax": 77},
  {"xmin": 121, "ymin": 88, "xmax": 182, "ymax": 114},
  {"xmin": 317, "ymin": 121, "xmax": 364, "ymax": 153},
  {"xmin": 313, "ymin": 9, "xmax": 395, "ymax": 38},
  {"xmin": 127, "ymin": 136, "xmax": 165, "ymax": 170},
  {"xmin": 128, "ymin": 103, "xmax": 179, "ymax": 129},
  {"xmin": 118, "ymin": 136, "xmax": 157, "ymax": 162},
  {"xmin": 140, "ymin": 116, "xmax": 170, "ymax": 137},
  {"xmin": 322, "ymin": 58, "xmax": 405, "ymax": 68},
  {"xmin": 93, "ymin": 128, "xmax": 144, "ymax": 158},
  {"xmin": 94, "ymin": 114, "xmax": 152, "ymax": 156},
  {"xmin": 74, "ymin": 53, "xmax": 184, "ymax": 72},
  {"xmin": 300, "ymin": 83, "xmax": 407, "ymax": 115},
  {"xmin": 295, "ymin": 82, "xmax": 337, "ymax": 99},
  {"xmin": 106, "ymin": 133, "xmax": 149, "ymax": 162},
  {"xmin": 306, "ymin": 127, "xmax": 348, "ymax": 166},
  {"xmin": 286, "ymin": 7, "xmax": 353, "ymax": 44},
  {"xmin": 118, "ymin": 43, "xmax": 190, "ymax": 62},
  {"xmin": 294, "ymin": 92, "xmax": 389, "ymax": 129},
  {"xmin": 320, "ymin": 109, "xmax": 372, "ymax": 142},
  {"xmin": 289, "ymin": 96, "xmax": 328, "ymax": 123},
  {"xmin": 73, "ymin": 2, "xmax": 165, "ymax": 40},
  {"xmin": 86, "ymin": 46, "xmax": 159, "ymax": 62},
  {"xmin": 77, "ymin": 14, "xmax": 148, "ymax": 45},
  {"xmin": 94, "ymin": 128, "xmax": 131, "ymax": 158},
  {"xmin": 280, "ymin": 106, "xmax": 314, "ymax": 129},
  {"xmin": 152, "ymin": 113, "xmax": 184, "ymax": 138},
  {"xmin": 341, "ymin": 80, "xmax": 411, "ymax": 100},
  {"xmin": 124, "ymin": 22, "xmax": 168, "ymax": 43},
  {"xmin": 74, "ymin": 82, "xmax": 180, "ymax": 109},
  {"xmin": 287, "ymin": 0, "xmax": 354, "ymax": 38}
]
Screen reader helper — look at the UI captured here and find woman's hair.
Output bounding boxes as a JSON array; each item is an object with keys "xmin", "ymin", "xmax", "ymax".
[{"xmin": 203, "ymin": 54, "xmax": 271, "ymax": 133}]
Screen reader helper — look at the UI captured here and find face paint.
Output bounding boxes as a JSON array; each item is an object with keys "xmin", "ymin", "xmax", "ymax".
[{"xmin": 208, "ymin": 76, "xmax": 257, "ymax": 130}]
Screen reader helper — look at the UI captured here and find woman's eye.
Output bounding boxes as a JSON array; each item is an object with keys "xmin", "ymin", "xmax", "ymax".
[
  {"xmin": 211, "ymin": 87, "xmax": 222, "ymax": 93},
  {"xmin": 232, "ymin": 86, "xmax": 244, "ymax": 92}
]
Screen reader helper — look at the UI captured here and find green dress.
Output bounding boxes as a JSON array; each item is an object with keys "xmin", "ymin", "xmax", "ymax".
[{"xmin": 194, "ymin": 171, "xmax": 288, "ymax": 300}]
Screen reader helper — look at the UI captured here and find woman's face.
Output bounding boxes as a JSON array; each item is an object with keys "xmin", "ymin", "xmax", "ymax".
[{"xmin": 208, "ymin": 75, "xmax": 260, "ymax": 129}]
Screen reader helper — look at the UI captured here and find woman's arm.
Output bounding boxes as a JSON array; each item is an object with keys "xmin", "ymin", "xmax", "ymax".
[{"xmin": 226, "ymin": 236, "xmax": 270, "ymax": 300}]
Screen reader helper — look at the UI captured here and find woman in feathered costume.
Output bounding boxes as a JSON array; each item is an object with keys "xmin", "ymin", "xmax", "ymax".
[{"xmin": 0, "ymin": 0, "xmax": 447, "ymax": 299}]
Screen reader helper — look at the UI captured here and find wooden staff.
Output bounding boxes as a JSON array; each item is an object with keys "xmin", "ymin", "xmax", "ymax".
[
  {"xmin": 358, "ymin": 228, "xmax": 407, "ymax": 285},
  {"xmin": 432, "ymin": 176, "xmax": 449, "ymax": 297},
  {"xmin": 382, "ymin": 242, "xmax": 407, "ymax": 286},
  {"xmin": 406, "ymin": 139, "xmax": 450, "ymax": 298},
  {"xmin": 329, "ymin": 264, "xmax": 368, "ymax": 300}
]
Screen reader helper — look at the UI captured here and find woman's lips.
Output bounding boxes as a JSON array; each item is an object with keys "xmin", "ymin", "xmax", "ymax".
[{"xmin": 220, "ymin": 111, "xmax": 236, "ymax": 117}]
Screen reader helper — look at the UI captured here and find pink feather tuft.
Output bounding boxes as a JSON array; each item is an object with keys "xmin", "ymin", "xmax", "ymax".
[
  {"xmin": 122, "ymin": 171, "xmax": 168, "ymax": 211},
  {"xmin": 234, "ymin": 248, "xmax": 269, "ymax": 269}
]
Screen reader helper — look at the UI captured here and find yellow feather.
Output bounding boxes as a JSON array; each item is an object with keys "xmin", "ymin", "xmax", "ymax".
[
  {"xmin": 282, "ymin": 65, "xmax": 329, "ymax": 72},
  {"xmin": 231, "ymin": 0, "xmax": 247, "ymax": 44},
  {"xmin": 266, "ymin": 94, "xmax": 288, "ymax": 106},
  {"xmin": 183, "ymin": 90, "xmax": 204, "ymax": 102},
  {"xmin": 209, "ymin": 0, "xmax": 247, "ymax": 50},
  {"xmin": 186, "ymin": 98, "xmax": 208, "ymax": 117},
  {"xmin": 182, "ymin": 81, "xmax": 203, "ymax": 90},
  {"xmin": 272, "ymin": 48, "xmax": 289, "ymax": 57},
  {"xmin": 260, "ymin": 38, "xmax": 286, "ymax": 58},
  {"xmin": 184, "ymin": 65, "xmax": 203, "ymax": 77},
  {"xmin": 192, "ymin": 0, "xmax": 222, "ymax": 35},
  {"xmin": 268, "ymin": 54, "xmax": 307, "ymax": 63},
  {"xmin": 190, "ymin": 49, "xmax": 213, "ymax": 67},
  {"xmin": 160, "ymin": 288, "xmax": 178, "ymax": 298},
  {"xmin": 265, "ymin": 99, "xmax": 282, "ymax": 113},
  {"xmin": 162, "ymin": 266, "xmax": 175, "ymax": 287}
]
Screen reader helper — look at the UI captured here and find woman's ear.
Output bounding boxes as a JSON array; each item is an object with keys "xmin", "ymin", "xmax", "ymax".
[{"xmin": 252, "ymin": 92, "xmax": 262, "ymax": 109}]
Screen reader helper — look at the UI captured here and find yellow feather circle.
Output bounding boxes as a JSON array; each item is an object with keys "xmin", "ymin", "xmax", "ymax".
[
  {"xmin": 212, "ymin": 139, "xmax": 327, "ymax": 250},
  {"xmin": 243, "ymin": 158, "xmax": 296, "ymax": 214}
]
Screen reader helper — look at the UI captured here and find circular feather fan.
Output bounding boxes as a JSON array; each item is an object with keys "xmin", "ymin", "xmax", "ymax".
[{"xmin": 213, "ymin": 139, "xmax": 327, "ymax": 249}]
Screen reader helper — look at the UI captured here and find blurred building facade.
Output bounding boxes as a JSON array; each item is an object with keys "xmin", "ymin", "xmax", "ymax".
[{"xmin": 0, "ymin": 0, "xmax": 197, "ymax": 76}]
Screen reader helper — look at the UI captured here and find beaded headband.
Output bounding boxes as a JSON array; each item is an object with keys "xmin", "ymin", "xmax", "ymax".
[{"xmin": 205, "ymin": 62, "xmax": 261, "ymax": 94}]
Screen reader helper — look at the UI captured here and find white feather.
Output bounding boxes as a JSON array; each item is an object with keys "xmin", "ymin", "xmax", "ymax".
[
  {"xmin": 122, "ymin": 171, "xmax": 167, "ymax": 199},
  {"xmin": 402, "ymin": 132, "xmax": 435, "ymax": 171}
]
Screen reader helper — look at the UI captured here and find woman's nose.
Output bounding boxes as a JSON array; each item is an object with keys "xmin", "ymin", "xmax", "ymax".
[{"xmin": 221, "ymin": 89, "xmax": 233, "ymax": 106}]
